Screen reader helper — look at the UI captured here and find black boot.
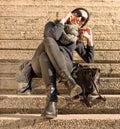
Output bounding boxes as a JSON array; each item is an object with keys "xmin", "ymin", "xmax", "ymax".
[
  {"xmin": 42, "ymin": 85, "xmax": 58, "ymax": 119},
  {"xmin": 42, "ymin": 101, "xmax": 58, "ymax": 119},
  {"xmin": 61, "ymin": 71, "xmax": 82, "ymax": 99}
]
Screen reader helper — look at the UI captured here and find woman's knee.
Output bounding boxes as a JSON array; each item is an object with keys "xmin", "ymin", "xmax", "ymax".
[{"xmin": 39, "ymin": 52, "xmax": 50, "ymax": 64}]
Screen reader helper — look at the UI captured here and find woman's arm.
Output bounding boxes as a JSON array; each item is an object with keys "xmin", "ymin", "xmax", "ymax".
[
  {"xmin": 75, "ymin": 43, "xmax": 94, "ymax": 63},
  {"xmin": 45, "ymin": 13, "xmax": 72, "ymax": 41},
  {"xmin": 75, "ymin": 27, "xmax": 94, "ymax": 63}
]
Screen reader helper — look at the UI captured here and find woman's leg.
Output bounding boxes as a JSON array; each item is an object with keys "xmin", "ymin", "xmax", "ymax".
[
  {"xmin": 43, "ymin": 37, "xmax": 68, "ymax": 75},
  {"xmin": 31, "ymin": 43, "xmax": 58, "ymax": 102},
  {"xmin": 31, "ymin": 43, "xmax": 45, "ymax": 76},
  {"xmin": 39, "ymin": 52, "xmax": 58, "ymax": 118},
  {"xmin": 43, "ymin": 37, "xmax": 82, "ymax": 98},
  {"xmin": 39, "ymin": 52, "xmax": 58, "ymax": 102}
]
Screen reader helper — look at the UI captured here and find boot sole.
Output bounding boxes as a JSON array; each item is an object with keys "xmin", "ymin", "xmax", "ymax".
[
  {"xmin": 70, "ymin": 85, "xmax": 82, "ymax": 99},
  {"xmin": 41, "ymin": 113, "xmax": 57, "ymax": 119}
]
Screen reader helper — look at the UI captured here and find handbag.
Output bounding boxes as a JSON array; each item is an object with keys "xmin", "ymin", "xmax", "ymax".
[{"xmin": 71, "ymin": 63, "xmax": 106, "ymax": 107}]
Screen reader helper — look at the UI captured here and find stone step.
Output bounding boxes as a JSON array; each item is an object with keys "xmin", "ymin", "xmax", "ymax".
[
  {"xmin": 0, "ymin": 77, "xmax": 120, "ymax": 95},
  {"xmin": 0, "ymin": 20, "xmax": 120, "ymax": 34},
  {"xmin": 89, "ymin": 18, "xmax": 120, "ymax": 25},
  {"xmin": 0, "ymin": 5, "xmax": 120, "ymax": 17},
  {"xmin": 74, "ymin": 51, "xmax": 120, "ymax": 63},
  {"xmin": 0, "ymin": 4, "xmax": 120, "ymax": 10},
  {"xmin": 0, "ymin": 16, "xmax": 120, "ymax": 32},
  {"xmin": 0, "ymin": 30, "xmax": 120, "ymax": 41},
  {"xmin": 60, "ymin": 12, "xmax": 120, "ymax": 22},
  {"xmin": 0, "ymin": 114, "xmax": 120, "ymax": 129},
  {"xmin": 0, "ymin": 16, "xmax": 119, "ymax": 26},
  {"xmin": 0, "ymin": 40, "xmax": 120, "ymax": 51},
  {"xmin": 0, "ymin": 50, "xmax": 119, "ymax": 63},
  {"xmin": 1, "ymin": 0, "xmax": 120, "ymax": 5},
  {"xmin": 0, "ymin": 4, "xmax": 120, "ymax": 8},
  {"xmin": 0, "ymin": 95, "xmax": 120, "ymax": 114},
  {"xmin": 0, "ymin": 16, "xmax": 120, "ymax": 33},
  {"xmin": 0, "ymin": 62, "xmax": 119, "ymax": 77}
]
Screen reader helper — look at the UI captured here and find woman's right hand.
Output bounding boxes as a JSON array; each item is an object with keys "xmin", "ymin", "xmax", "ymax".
[{"xmin": 60, "ymin": 12, "xmax": 72, "ymax": 24}]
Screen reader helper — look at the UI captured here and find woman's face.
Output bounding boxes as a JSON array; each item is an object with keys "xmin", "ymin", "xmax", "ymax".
[{"xmin": 69, "ymin": 10, "xmax": 88, "ymax": 28}]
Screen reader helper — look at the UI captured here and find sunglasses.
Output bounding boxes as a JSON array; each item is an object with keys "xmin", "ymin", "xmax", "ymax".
[{"xmin": 74, "ymin": 10, "xmax": 87, "ymax": 22}]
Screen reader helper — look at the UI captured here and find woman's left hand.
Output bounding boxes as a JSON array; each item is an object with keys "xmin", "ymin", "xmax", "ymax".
[{"xmin": 80, "ymin": 27, "xmax": 93, "ymax": 46}]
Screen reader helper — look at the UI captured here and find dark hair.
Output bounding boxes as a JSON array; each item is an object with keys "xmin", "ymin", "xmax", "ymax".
[{"xmin": 71, "ymin": 8, "xmax": 89, "ymax": 28}]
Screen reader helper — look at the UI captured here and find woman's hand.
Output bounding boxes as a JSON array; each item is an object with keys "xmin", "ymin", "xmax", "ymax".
[
  {"xmin": 60, "ymin": 12, "xmax": 72, "ymax": 25},
  {"xmin": 80, "ymin": 27, "xmax": 93, "ymax": 46}
]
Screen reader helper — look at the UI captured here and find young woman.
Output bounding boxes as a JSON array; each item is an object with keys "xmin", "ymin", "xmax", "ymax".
[
  {"xmin": 31, "ymin": 7, "xmax": 94, "ymax": 119},
  {"xmin": 16, "ymin": 8, "xmax": 94, "ymax": 119}
]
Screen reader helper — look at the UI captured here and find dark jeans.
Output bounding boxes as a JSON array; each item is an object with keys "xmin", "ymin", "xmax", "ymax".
[{"xmin": 32, "ymin": 37, "xmax": 73, "ymax": 101}]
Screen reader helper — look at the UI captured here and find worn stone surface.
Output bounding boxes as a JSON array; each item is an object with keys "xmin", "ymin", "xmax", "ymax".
[
  {"xmin": 0, "ymin": 31, "xmax": 120, "ymax": 40},
  {"xmin": 0, "ymin": 95, "xmax": 120, "ymax": 114},
  {"xmin": 0, "ymin": 62, "xmax": 119, "ymax": 77},
  {"xmin": 0, "ymin": 77, "xmax": 120, "ymax": 94},
  {"xmin": 0, "ymin": 40, "xmax": 120, "ymax": 50},
  {"xmin": 0, "ymin": 0, "xmax": 120, "ymax": 5},
  {"xmin": 0, "ymin": 114, "xmax": 120, "ymax": 129},
  {"xmin": 0, "ymin": 16, "xmax": 120, "ymax": 32},
  {"xmin": 0, "ymin": 0, "xmax": 120, "ymax": 128},
  {"xmin": 0, "ymin": 50, "xmax": 119, "ymax": 63}
]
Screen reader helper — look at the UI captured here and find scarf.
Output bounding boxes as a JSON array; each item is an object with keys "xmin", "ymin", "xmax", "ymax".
[{"xmin": 60, "ymin": 24, "xmax": 79, "ymax": 45}]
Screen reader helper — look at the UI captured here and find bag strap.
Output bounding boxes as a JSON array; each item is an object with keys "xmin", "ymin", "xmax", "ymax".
[{"xmin": 90, "ymin": 76, "xmax": 106, "ymax": 101}]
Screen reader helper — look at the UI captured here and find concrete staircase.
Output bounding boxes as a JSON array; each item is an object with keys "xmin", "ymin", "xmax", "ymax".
[{"xmin": 0, "ymin": 0, "xmax": 120, "ymax": 128}]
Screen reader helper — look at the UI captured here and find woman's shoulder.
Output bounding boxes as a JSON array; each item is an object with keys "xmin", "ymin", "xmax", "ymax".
[
  {"xmin": 45, "ymin": 21, "xmax": 55, "ymax": 28},
  {"xmin": 44, "ymin": 21, "xmax": 55, "ymax": 34},
  {"xmin": 44, "ymin": 22, "xmax": 54, "ymax": 37}
]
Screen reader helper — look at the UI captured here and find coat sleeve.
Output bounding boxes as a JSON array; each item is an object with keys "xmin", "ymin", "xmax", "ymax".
[
  {"xmin": 75, "ymin": 43, "xmax": 94, "ymax": 63},
  {"xmin": 44, "ymin": 21, "xmax": 64, "ymax": 41}
]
